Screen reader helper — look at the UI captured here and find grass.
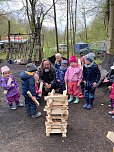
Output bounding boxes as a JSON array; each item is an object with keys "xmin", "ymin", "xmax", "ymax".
[
  {"xmin": 0, "ymin": 51, "xmax": 6, "ymax": 60},
  {"xmin": 0, "ymin": 47, "xmax": 102, "ymax": 65}
]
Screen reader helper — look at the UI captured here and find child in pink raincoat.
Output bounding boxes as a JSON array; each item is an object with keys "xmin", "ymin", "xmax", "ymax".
[
  {"xmin": 65, "ymin": 55, "xmax": 82, "ymax": 103},
  {"xmin": 108, "ymin": 82, "xmax": 114, "ymax": 117},
  {"xmin": 34, "ymin": 73, "xmax": 41, "ymax": 99}
]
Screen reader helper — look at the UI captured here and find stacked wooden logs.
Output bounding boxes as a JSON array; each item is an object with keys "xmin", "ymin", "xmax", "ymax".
[{"xmin": 44, "ymin": 90, "xmax": 68, "ymax": 137}]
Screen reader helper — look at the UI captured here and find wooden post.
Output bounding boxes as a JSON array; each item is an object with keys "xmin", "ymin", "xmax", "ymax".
[
  {"xmin": 67, "ymin": 0, "xmax": 69, "ymax": 61},
  {"xmin": 37, "ymin": 17, "xmax": 42, "ymax": 63},
  {"xmin": 6, "ymin": 20, "xmax": 10, "ymax": 60}
]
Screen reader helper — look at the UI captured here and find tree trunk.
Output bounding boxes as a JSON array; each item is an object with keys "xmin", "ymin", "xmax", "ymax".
[
  {"xmin": 53, "ymin": 0, "xmax": 59, "ymax": 53},
  {"xmin": 67, "ymin": 0, "xmax": 69, "ymax": 60},
  {"xmin": 74, "ymin": 0, "xmax": 77, "ymax": 47},
  {"xmin": 102, "ymin": 0, "xmax": 114, "ymax": 70},
  {"xmin": 83, "ymin": 7, "xmax": 88, "ymax": 43},
  {"xmin": 6, "ymin": 20, "xmax": 10, "ymax": 60}
]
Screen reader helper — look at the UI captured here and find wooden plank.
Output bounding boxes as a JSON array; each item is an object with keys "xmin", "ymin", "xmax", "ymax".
[
  {"xmin": 45, "ymin": 109, "xmax": 68, "ymax": 115},
  {"xmin": 44, "ymin": 95, "xmax": 68, "ymax": 101},
  {"xmin": 45, "ymin": 121, "xmax": 67, "ymax": 125},
  {"xmin": 46, "ymin": 125, "xmax": 67, "ymax": 129},
  {"xmin": 107, "ymin": 131, "xmax": 114, "ymax": 143},
  {"xmin": 46, "ymin": 115, "xmax": 68, "ymax": 122},
  {"xmin": 47, "ymin": 100, "xmax": 68, "ymax": 106},
  {"xmin": 44, "ymin": 105, "xmax": 68, "ymax": 110},
  {"xmin": 46, "ymin": 128, "xmax": 67, "ymax": 134},
  {"xmin": 38, "ymin": 81, "xmax": 43, "ymax": 97},
  {"xmin": 62, "ymin": 133, "xmax": 67, "ymax": 137}
]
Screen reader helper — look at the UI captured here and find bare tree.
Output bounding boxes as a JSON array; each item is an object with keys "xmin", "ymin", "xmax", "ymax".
[
  {"xmin": 53, "ymin": 0, "xmax": 59, "ymax": 53},
  {"xmin": 102, "ymin": 0, "xmax": 114, "ymax": 70},
  {"xmin": 23, "ymin": 0, "xmax": 58, "ymax": 61}
]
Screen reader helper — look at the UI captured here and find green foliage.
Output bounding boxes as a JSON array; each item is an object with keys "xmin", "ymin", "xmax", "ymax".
[
  {"xmin": 76, "ymin": 16, "xmax": 107, "ymax": 44},
  {"xmin": 0, "ymin": 15, "xmax": 27, "ymax": 39},
  {"xmin": 42, "ymin": 27, "xmax": 65, "ymax": 48}
]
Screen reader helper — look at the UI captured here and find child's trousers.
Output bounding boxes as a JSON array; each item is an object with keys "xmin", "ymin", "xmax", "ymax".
[
  {"xmin": 68, "ymin": 81, "xmax": 80, "ymax": 97},
  {"xmin": 24, "ymin": 97, "xmax": 37, "ymax": 116},
  {"xmin": 84, "ymin": 86, "xmax": 95, "ymax": 105}
]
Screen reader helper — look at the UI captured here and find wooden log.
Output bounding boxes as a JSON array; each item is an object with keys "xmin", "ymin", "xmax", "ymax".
[
  {"xmin": 44, "ymin": 105, "xmax": 68, "ymax": 110},
  {"xmin": 45, "ymin": 109, "xmax": 68, "ymax": 115},
  {"xmin": 46, "ymin": 125, "xmax": 67, "ymax": 129},
  {"xmin": 46, "ymin": 115, "xmax": 68, "ymax": 122},
  {"xmin": 45, "ymin": 121, "xmax": 67, "ymax": 126},
  {"xmin": 44, "ymin": 95, "xmax": 68, "ymax": 101},
  {"xmin": 46, "ymin": 128, "xmax": 67, "ymax": 134},
  {"xmin": 38, "ymin": 81, "xmax": 43, "ymax": 97},
  {"xmin": 46, "ymin": 100, "xmax": 68, "ymax": 106},
  {"xmin": 62, "ymin": 133, "xmax": 67, "ymax": 137},
  {"xmin": 27, "ymin": 91, "xmax": 39, "ymax": 106},
  {"xmin": 107, "ymin": 131, "xmax": 114, "ymax": 143}
]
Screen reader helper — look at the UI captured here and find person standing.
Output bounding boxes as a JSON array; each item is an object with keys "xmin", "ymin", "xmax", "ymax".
[
  {"xmin": 20, "ymin": 63, "xmax": 41, "ymax": 118},
  {"xmin": 1, "ymin": 65, "xmax": 22, "ymax": 109},
  {"xmin": 83, "ymin": 52, "xmax": 101, "ymax": 109},
  {"xmin": 65, "ymin": 55, "xmax": 82, "ymax": 103},
  {"xmin": 56, "ymin": 60, "xmax": 68, "ymax": 93}
]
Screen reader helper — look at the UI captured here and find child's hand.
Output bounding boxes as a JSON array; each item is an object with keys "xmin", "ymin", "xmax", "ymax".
[
  {"xmin": 45, "ymin": 83, "xmax": 51, "ymax": 89},
  {"xmin": 32, "ymin": 96, "xmax": 36, "ymax": 101},
  {"xmin": 57, "ymin": 80, "xmax": 60, "ymax": 82},
  {"xmin": 17, "ymin": 87, "xmax": 19, "ymax": 90},
  {"xmin": 11, "ymin": 84, "xmax": 15, "ymax": 87},
  {"xmin": 108, "ymin": 86, "xmax": 112, "ymax": 91},
  {"xmin": 38, "ymin": 90, "xmax": 41, "ymax": 93},
  {"xmin": 93, "ymin": 82, "xmax": 97, "ymax": 88},
  {"xmin": 83, "ymin": 81, "xmax": 86, "ymax": 86},
  {"xmin": 77, "ymin": 81, "xmax": 80, "ymax": 86}
]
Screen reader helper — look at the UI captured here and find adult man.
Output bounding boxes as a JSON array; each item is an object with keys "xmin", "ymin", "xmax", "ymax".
[{"xmin": 38, "ymin": 59, "xmax": 58, "ymax": 95}]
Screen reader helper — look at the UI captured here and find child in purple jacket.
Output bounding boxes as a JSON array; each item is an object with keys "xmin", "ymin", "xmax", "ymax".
[{"xmin": 1, "ymin": 65, "xmax": 23, "ymax": 110}]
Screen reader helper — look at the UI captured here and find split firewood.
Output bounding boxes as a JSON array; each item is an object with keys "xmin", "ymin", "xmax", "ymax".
[
  {"xmin": 27, "ymin": 91, "xmax": 39, "ymax": 106},
  {"xmin": 107, "ymin": 131, "xmax": 114, "ymax": 143},
  {"xmin": 38, "ymin": 81, "xmax": 43, "ymax": 97}
]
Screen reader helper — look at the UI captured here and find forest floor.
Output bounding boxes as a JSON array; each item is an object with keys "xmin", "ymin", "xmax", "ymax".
[{"xmin": 0, "ymin": 61, "xmax": 114, "ymax": 152}]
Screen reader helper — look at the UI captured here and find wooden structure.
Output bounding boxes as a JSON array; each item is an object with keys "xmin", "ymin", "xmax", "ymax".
[{"xmin": 44, "ymin": 90, "xmax": 68, "ymax": 137}]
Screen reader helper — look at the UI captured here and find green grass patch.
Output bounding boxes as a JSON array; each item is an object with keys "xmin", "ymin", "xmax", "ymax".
[{"xmin": 0, "ymin": 51, "xmax": 6, "ymax": 60}]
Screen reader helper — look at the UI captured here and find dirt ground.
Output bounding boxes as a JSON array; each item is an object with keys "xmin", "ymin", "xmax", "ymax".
[{"xmin": 0, "ymin": 61, "xmax": 114, "ymax": 152}]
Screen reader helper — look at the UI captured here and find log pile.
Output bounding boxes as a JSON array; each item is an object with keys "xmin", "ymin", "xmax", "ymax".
[{"xmin": 44, "ymin": 90, "xmax": 68, "ymax": 137}]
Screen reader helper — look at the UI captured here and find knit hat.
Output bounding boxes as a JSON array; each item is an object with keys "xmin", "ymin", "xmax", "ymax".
[
  {"xmin": 61, "ymin": 60, "xmax": 68, "ymax": 64},
  {"xmin": 69, "ymin": 55, "xmax": 77, "ymax": 63},
  {"xmin": 55, "ymin": 53, "xmax": 62, "ymax": 57},
  {"xmin": 26, "ymin": 63, "xmax": 37, "ymax": 72},
  {"xmin": 1, "ymin": 65, "xmax": 10, "ymax": 74},
  {"xmin": 86, "ymin": 52, "xmax": 95, "ymax": 63}
]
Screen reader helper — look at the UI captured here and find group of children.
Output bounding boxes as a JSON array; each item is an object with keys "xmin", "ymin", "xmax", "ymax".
[
  {"xmin": 54, "ymin": 52, "xmax": 101, "ymax": 109},
  {"xmin": 0, "ymin": 52, "xmax": 114, "ymax": 118}
]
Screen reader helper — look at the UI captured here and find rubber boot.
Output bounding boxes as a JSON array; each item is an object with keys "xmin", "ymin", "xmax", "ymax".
[
  {"xmin": 68, "ymin": 95, "xmax": 73, "ymax": 103},
  {"xmin": 74, "ymin": 97, "xmax": 79, "ymax": 104},
  {"xmin": 87, "ymin": 99, "xmax": 93, "ymax": 109},
  {"xmin": 83, "ymin": 100, "xmax": 89, "ymax": 109}
]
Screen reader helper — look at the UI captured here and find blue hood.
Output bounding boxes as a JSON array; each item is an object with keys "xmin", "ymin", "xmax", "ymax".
[{"xmin": 20, "ymin": 71, "xmax": 33, "ymax": 80}]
